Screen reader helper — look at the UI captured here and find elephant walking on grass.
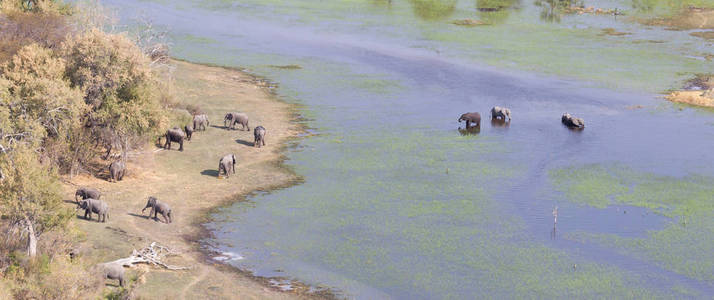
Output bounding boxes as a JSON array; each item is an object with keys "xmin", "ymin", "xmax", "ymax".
[
  {"xmin": 193, "ymin": 114, "xmax": 209, "ymax": 131},
  {"xmin": 254, "ymin": 126, "xmax": 266, "ymax": 148},
  {"xmin": 142, "ymin": 196, "xmax": 172, "ymax": 223},
  {"xmin": 78, "ymin": 198, "xmax": 109, "ymax": 222},
  {"xmin": 458, "ymin": 112, "xmax": 481, "ymax": 128},
  {"xmin": 101, "ymin": 263, "xmax": 125, "ymax": 287},
  {"xmin": 224, "ymin": 112, "xmax": 250, "ymax": 131},
  {"xmin": 561, "ymin": 113, "xmax": 585, "ymax": 129},
  {"xmin": 75, "ymin": 187, "xmax": 100, "ymax": 203},
  {"xmin": 218, "ymin": 154, "xmax": 236, "ymax": 178},
  {"xmin": 109, "ymin": 160, "xmax": 125, "ymax": 182},
  {"xmin": 490, "ymin": 106, "xmax": 511, "ymax": 121},
  {"xmin": 163, "ymin": 127, "xmax": 185, "ymax": 151}
]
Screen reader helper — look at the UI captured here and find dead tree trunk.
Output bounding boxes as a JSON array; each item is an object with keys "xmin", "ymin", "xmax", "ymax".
[
  {"xmin": 24, "ymin": 215, "xmax": 37, "ymax": 258},
  {"xmin": 105, "ymin": 242, "xmax": 189, "ymax": 270}
]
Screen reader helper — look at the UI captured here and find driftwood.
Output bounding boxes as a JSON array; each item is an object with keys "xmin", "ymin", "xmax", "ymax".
[{"xmin": 105, "ymin": 242, "xmax": 189, "ymax": 270}]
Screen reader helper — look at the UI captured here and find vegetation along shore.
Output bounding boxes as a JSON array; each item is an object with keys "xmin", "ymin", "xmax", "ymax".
[{"xmin": 0, "ymin": 1, "xmax": 328, "ymax": 298}]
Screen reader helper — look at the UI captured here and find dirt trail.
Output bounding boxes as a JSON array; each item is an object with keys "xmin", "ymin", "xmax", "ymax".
[{"xmin": 65, "ymin": 60, "xmax": 314, "ymax": 299}]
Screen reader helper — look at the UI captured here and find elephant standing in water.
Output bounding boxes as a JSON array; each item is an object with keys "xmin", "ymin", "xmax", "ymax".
[
  {"xmin": 163, "ymin": 127, "xmax": 185, "ymax": 151},
  {"xmin": 224, "ymin": 112, "xmax": 250, "ymax": 131},
  {"xmin": 109, "ymin": 160, "xmax": 125, "ymax": 182},
  {"xmin": 193, "ymin": 114, "xmax": 209, "ymax": 131},
  {"xmin": 218, "ymin": 154, "xmax": 236, "ymax": 178},
  {"xmin": 490, "ymin": 106, "xmax": 511, "ymax": 121},
  {"xmin": 561, "ymin": 113, "xmax": 585, "ymax": 129},
  {"xmin": 75, "ymin": 187, "xmax": 100, "ymax": 203},
  {"xmin": 458, "ymin": 112, "xmax": 481, "ymax": 128},
  {"xmin": 77, "ymin": 198, "xmax": 109, "ymax": 222},
  {"xmin": 142, "ymin": 196, "xmax": 172, "ymax": 223},
  {"xmin": 254, "ymin": 126, "xmax": 266, "ymax": 148}
]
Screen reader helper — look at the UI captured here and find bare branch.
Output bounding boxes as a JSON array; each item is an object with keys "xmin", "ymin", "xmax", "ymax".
[{"xmin": 105, "ymin": 242, "xmax": 190, "ymax": 271}]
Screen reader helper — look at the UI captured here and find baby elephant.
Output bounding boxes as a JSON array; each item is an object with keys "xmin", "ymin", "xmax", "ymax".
[
  {"xmin": 561, "ymin": 113, "xmax": 585, "ymax": 129},
  {"xmin": 184, "ymin": 124, "xmax": 194, "ymax": 141},
  {"xmin": 490, "ymin": 106, "xmax": 511, "ymax": 121},
  {"xmin": 101, "ymin": 262, "xmax": 125, "ymax": 287},
  {"xmin": 78, "ymin": 198, "xmax": 109, "ymax": 222},
  {"xmin": 254, "ymin": 126, "xmax": 266, "ymax": 148},
  {"xmin": 458, "ymin": 112, "xmax": 481, "ymax": 128},
  {"xmin": 75, "ymin": 187, "xmax": 100, "ymax": 203},
  {"xmin": 142, "ymin": 196, "xmax": 172, "ymax": 223}
]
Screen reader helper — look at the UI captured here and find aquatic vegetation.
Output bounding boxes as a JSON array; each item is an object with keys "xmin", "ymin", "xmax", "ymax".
[
  {"xmin": 476, "ymin": 0, "xmax": 521, "ymax": 24},
  {"xmin": 552, "ymin": 164, "xmax": 714, "ymax": 282},
  {"xmin": 409, "ymin": 0, "xmax": 457, "ymax": 20}
]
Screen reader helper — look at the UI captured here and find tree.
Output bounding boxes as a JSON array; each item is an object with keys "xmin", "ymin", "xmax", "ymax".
[
  {"xmin": 0, "ymin": 144, "xmax": 72, "ymax": 258},
  {"xmin": 61, "ymin": 29, "xmax": 166, "ymax": 162},
  {"xmin": 0, "ymin": 43, "xmax": 87, "ymax": 175}
]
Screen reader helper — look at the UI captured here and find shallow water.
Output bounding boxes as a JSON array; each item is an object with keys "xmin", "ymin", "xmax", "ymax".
[{"xmin": 104, "ymin": 0, "xmax": 714, "ymax": 298}]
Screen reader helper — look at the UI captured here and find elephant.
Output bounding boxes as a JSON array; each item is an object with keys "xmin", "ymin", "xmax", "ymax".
[
  {"xmin": 77, "ymin": 198, "xmax": 109, "ymax": 222},
  {"xmin": 218, "ymin": 154, "xmax": 236, "ymax": 178},
  {"xmin": 458, "ymin": 112, "xmax": 481, "ymax": 128},
  {"xmin": 142, "ymin": 196, "xmax": 172, "ymax": 223},
  {"xmin": 75, "ymin": 187, "xmax": 100, "ymax": 203},
  {"xmin": 163, "ymin": 127, "xmax": 185, "ymax": 151},
  {"xmin": 193, "ymin": 114, "xmax": 209, "ymax": 131},
  {"xmin": 561, "ymin": 113, "xmax": 585, "ymax": 129},
  {"xmin": 184, "ymin": 124, "xmax": 194, "ymax": 141},
  {"xmin": 490, "ymin": 106, "xmax": 511, "ymax": 121},
  {"xmin": 101, "ymin": 262, "xmax": 125, "ymax": 287},
  {"xmin": 109, "ymin": 160, "xmax": 125, "ymax": 182},
  {"xmin": 254, "ymin": 126, "xmax": 266, "ymax": 148},
  {"xmin": 224, "ymin": 112, "xmax": 250, "ymax": 131}
]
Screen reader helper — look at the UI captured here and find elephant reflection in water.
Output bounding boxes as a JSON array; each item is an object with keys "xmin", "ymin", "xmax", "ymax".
[{"xmin": 458, "ymin": 126, "xmax": 481, "ymax": 136}]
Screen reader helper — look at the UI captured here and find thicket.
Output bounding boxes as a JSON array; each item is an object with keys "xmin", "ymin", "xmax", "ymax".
[{"xmin": 0, "ymin": 0, "xmax": 174, "ymax": 297}]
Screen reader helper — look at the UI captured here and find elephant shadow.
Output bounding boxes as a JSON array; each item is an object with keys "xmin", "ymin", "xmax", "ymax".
[
  {"xmin": 458, "ymin": 126, "xmax": 480, "ymax": 136},
  {"xmin": 201, "ymin": 169, "xmax": 219, "ymax": 177},
  {"xmin": 210, "ymin": 125, "xmax": 229, "ymax": 130},
  {"xmin": 235, "ymin": 139, "xmax": 254, "ymax": 147},
  {"xmin": 490, "ymin": 119, "xmax": 510, "ymax": 128},
  {"xmin": 127, "ymin": 212, "xmax": 150, "ymax": 220}
]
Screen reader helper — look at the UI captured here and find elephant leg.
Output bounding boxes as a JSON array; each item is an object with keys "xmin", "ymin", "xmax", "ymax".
[
  {"xmin": 162, "ymin": 213, "xmax": 169, "ymax": 223},
  {"xmin": 179, "ymin": 140, "xmax": 184, "ymax": 151},
  {"xmin": 465, "ymin": 120, "xmax": 471, "ymax": 128},
  {"xmin": 262, "ymin": 139, "xmax": 265, "ymax": 146},
  {"xmin": 85, "ymin": 210, "xmax": 91, "ymax": 220}
]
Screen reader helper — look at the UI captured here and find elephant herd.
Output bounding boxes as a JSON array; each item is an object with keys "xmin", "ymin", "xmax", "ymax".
[
  {"xmin": 459, "ymin": 106, "xmax": 585, "ymax": 129},
  {"xmin": 79, "ymin": 110, "xmax": 268, "ymax": 286}
]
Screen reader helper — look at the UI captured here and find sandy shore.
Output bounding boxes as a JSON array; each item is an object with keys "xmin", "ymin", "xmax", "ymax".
[
  {"xmin": 64, "ymin": 60, "xmax": 325, "ymax": 299},
  {"xmin": 666, "ymin": 90, "xmax": 714, "ymax": 107}
]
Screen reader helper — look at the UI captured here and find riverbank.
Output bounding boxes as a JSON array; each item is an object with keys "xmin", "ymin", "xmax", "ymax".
[{"xmin": 64, "ymin": 60, "xmax": 324, "ymax": 299}]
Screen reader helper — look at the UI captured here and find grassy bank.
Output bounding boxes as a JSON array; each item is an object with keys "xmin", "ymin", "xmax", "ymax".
[{"xmin": 64, "ymin": 60, "xmax": 324, "ymax": 299}]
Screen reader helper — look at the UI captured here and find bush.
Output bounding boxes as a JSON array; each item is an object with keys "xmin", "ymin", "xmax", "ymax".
[{"xmin": 0, "ymin": 8, "xmax": 70, "ymax": 63}]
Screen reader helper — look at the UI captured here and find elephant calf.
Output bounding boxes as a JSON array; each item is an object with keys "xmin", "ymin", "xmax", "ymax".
[
  {"xmin": 458, "ymin": 112, "xmax": 481, "ymax": 128},
  {"xmin": 109, "ymin": 160, "xmax": 125, "ymax": 183},
  {"xmin": 78, "ymin": 198, "xmax": 109, "ymax": 222},
  {"xmin": 163, "ymin": 127, "xmax": 186, "ymax": 151},
  {"xmin": 561, "ymin": 113, "xmax": 585, "ymax": 129},
  {"xmin": 254, "ymin": 126, "xmax": 266, "ymax": 148},
  {"xmin": 142, "ymin": 196, "xmax": 172, "ymax": 223},
  {"xmin": 184, "ymin": 124, "xmax": 194, "ymax": 141},
  {"xmin": 101, "ymin": 262, "xmax": 125, "ymax": 287},
  {"xmin": 490, "ymin": 106, "xmax": 511, "ymax": 121},
  {"xmin": 219, "ymin": 154, "xmax": 237, "ymax": 178},
  {"xmin": 75, "ymin": 187, "xmax": 100, "ymax": 203},
  {"xmin": 224, "ymin": 112, "xmax": 250, "ymax": 131},
  {"xmin": 193, "ymin": 114, "xmax": 209, "ymax": 131}
]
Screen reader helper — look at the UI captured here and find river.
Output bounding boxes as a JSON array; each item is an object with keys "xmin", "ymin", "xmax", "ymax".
[{"xmin": 103, "ymin": 0, "xmax": 714, "ymax": 298}]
